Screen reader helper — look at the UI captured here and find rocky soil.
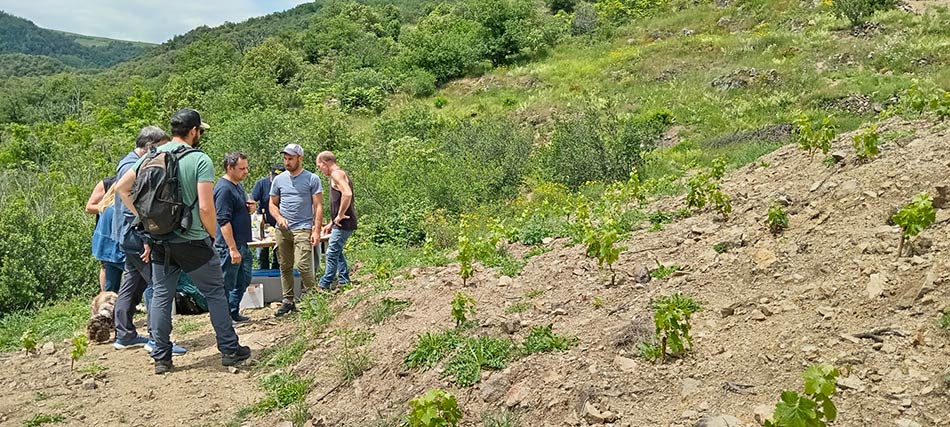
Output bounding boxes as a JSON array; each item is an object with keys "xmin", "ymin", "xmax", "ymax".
[{"xmin": 2, "ymin": 117, "xmax": 950, "ymax": 427}]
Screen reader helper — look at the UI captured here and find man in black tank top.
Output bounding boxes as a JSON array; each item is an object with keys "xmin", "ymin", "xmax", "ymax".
[{"xmin": 316, "ymin": 151, "xmax": 357, "ymax": 291}]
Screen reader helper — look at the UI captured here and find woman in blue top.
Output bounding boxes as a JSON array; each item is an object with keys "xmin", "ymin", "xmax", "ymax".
[{"xmin": 89, "ymin": 178, "xmax": 125, "ymax": 293}]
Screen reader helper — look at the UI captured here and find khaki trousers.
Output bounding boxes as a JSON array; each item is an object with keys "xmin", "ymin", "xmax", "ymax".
[{"xmin": 275, "ymin": 228, "xmax": 315, "ymax": 301}]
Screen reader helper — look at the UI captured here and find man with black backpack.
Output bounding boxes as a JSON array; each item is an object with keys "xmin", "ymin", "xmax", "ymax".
[{"xmin": 115, "ymin": 109, "xmax": 250, "ymax": 374}]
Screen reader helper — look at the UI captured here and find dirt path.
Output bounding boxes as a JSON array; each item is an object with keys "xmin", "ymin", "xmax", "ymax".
[{"xmin": 0, "ymin": 308, "xmax": 295, "ymax": 427}]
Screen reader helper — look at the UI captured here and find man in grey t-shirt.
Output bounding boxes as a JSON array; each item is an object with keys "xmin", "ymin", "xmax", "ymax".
[{"xmin": 269, "ymin": 143, "xmax": 323, "ymax": 317}]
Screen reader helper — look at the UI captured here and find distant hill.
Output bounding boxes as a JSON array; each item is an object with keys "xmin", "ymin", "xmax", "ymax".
[{"xmin": 0, "ymin": 11, "xmax": 154, "ymax": 74}]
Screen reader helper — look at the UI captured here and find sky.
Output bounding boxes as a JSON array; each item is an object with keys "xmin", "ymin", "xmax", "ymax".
[{"xmin": 0, "ymin": 0, "xmax": 311, "ymax": 44}]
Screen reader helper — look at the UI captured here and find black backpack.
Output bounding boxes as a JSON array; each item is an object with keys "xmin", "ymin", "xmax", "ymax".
[{"xmin": 131, "ymin": 145, "xmax": 199, "ymax": 239}]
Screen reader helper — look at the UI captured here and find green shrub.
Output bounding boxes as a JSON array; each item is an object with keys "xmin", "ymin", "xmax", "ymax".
[
  {"xmin": 892, "ymin": 193, "xmax": 936, "ymax": 257},
  {"xmin": 939, "ymin": 310, "xmax": 950, "ymax": 332},
  {"xmin": 402, "ymin": 68, "xmax": 438, "ymax": 98},
  {"xmin": 404, "ymin": 330, "xmax": 461, "ymax": 369},
  {"xmin": 434, "ymin": 96, "xmax": 448, "ymax": 109},
  {"xmin": 407, "ymin": 389, "xmax": 462, "ymax": 427},
  {"xmin": 69, "ymin": 334, "xmax": 88, "ymax": 370},
  {"xmin": 765, "ymin": 364, "xmax": 839, "ymax": 427},
  {"xmin": 572, "ymin": 2, "xmax": 599, "ymax": 35},
  {"xmin": 852, "ymin": 124, "xmax": 880, "ymax": 160},
  {"xmin": 334, "ymin": 68, "xmax": 392, "ymax": 113},
  {"xmin": 832, "ymin": 0, "xmax": 899, "ymax": 27},
  {"xmin": 442, "ymin": 336, "xmax": 514, "ymax": 386},
  {"xmin": 767, "ymin": 202, "xmax": 789, "ymax": 235},
  {"xmin": 594, "ymin": 0, "xmax": 668, "ymax": 23},
  {"xmin": 546, "ymin": 0, "xmax": 577, "ymax": 13},
  {"xmin": 794, "ymin": 113, "xmax": 836, "ymax": 159},
  {"xmin": 644, "ymin": 293, "xmax": 700, "ymax": 362},
  {"xmin": 537, "ymin": 99, "xmax": 671, "ymax": 189},
  {"xmin": 451, "ymin": 292, "xmax": 477, "ymax": 327},
  {"xmin": 522, "ymin": 324, "xmax": 577, "ymax": 354},
  {"xmin": 253, "ymin": 373, "xmax": 312, "ymax": 415},
  {"xmin": 401, "ymin": 13, "xmax": 486, "ymax": 83}
]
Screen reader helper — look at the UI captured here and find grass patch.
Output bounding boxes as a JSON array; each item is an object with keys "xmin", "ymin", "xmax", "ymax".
[
  {"xmin": 0, "ymin": 299, "xmax": 87, "ymax": 352},
  {"xmin": 484, "ymin": 250, "xmax": 527, "ymax": 277},
  {"xmin": 365, "ymin": 297, "xmax": 411, "ymax": 325},
  {"xmin": 521, "ymin": 324, "xmax": 577, "ymax": 355},
  {"xmin": 524, "ymin": 245, "xmax": 551, "ymax": 259},
  {"xmin": 404, "ymin": 330, "xmax": 461, "ymax": 370},
  {"xmin": 442, "ymin": 336, "xmax": 515, "ymax": 387},
  {"xmin": 483, "ymin": 409, "xmax": 521, "ymax": 427},
  {"xmin": 77, "ymin": 363, "xmax": 107, "ymax": 376},
  {"xmin": 33, "ymin": 392, "xmax": 51, "ymax": 402},
  {"xmin": 297, "ymin": 292, "xmax": 334, "ymax": 331},
  {"xmin": 257, "ymin": 335, "xmax": 309, "ymax": 370},
  {"xmin": 252, "ymin": 372, "xmax": 312, "ymax": 415},
  {"xmin": 712, "ymin": 242, "xmax": 729, "ymax": 254},
  {"xmin": 335, "ymin": 330, "xmax": 373, "ymax": 384},
  {"xmin": 939, "ymin": 311, "xmax": 950, "ymax": 332},
  {"xmin": 504, "ymin": 302, "xmax": 530, "ymax": 314},
  {"xmin": 649, "ymin": 261, "xmax": 681, "ymax": 279},
  {"xmin": 174, "ymin": 318, "xmax": 200, "ymax": 335},
  {"xmin": 525, "ymin": 288, "xmax": 544, "ymax": 299},
  {"xmin": 22, "ymin": 413, "xmax": 65, "ymax": 426}
]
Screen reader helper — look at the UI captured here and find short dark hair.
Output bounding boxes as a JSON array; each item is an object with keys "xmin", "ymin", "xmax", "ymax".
[
  {"xmin": 222, "ymin": 152, "xmax": 248, "ymax": 170},
  {"xmin": 170, "ymin": 108, "xmax": 206, "ymax": 137},
  {"xmin": 136, "ymin": 126, "xmax": 169, "ymax": 149}
]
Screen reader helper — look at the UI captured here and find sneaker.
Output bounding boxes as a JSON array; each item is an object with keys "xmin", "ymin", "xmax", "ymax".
[
  {"xmin": 231, "ymin": 314, "xmax": 251, "ymax": 323},
  {"xmin": 144, "ymin": 340, "xmax": 188, "ymax": 356},
  {"xmin": 113, "ymin": 336, "xmax": 149, "ymax": 350},
  {"xmin": 154, "ymin": 359, "xmax": 173, "ymax": 375},
  {"xmin": 274, "ymin": 300, "xmax": 297, "ymax": 318},
  {"xmin": 221, "ymin": 345, "xmax": 252, "ymax": 367}
]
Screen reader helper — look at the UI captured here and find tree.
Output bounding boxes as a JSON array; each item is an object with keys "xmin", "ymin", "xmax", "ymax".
[{"xmin": 400, "ymin": 12, "xmax": 486, "ymax": 83}]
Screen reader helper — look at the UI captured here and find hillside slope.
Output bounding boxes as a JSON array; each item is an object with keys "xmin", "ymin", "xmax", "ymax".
[
  {"xmin": 0, "ymin": 11, "xmax": 151, "ymax": 70},
  {"xmin": 1, "ymin": 118, "xmax": 948, "ymax": 426}
]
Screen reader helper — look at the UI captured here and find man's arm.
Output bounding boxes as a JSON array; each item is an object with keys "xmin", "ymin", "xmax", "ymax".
[
  {"xmin": 215, "ymin": 187, "xmax": 241, "ymax": 264},
  {"xmin": 197, "ymin": 181, "xmax": 217, "ymax": 240},
  {"xmin": 331, "ymin": 170, "xmax": 352, "ymax": 224},
  {"xmin": 85, "ymin": 180, "xmax": 106, "ymax": 214},
  {"xmin": 311, "ymin": 192, "xmax": 323, "ymax": 245},
  {"xmin": 270, "ymin": 195, "xmax": 288, "ymax": 229},
  {"xmin": 115, "ymin": 168, "xmax": 138, "ymax": 217}
]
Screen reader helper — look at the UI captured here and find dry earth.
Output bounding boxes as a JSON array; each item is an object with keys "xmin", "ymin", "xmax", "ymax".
[{"xmin": 2, "ymin": 117, "xmax": 950, "ymax": 427}]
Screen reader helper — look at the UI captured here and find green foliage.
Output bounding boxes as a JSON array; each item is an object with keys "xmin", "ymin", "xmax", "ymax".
[
  {"xmin": 685, "ymin": 163, "xmax": 732, "ymax": 217},
  {"xmin": 434, "ymin": 96, "xmax": 448, "ymax": 109},
  {"xmin": 77, "ymin": 362, "xmax": 107, "ymax": 375},
  {"xmin": 22, "ymin": 413, "xmax": 65, "ymax": 427},
  {"xmin": 253, "ymin": 373, "xmax": 312, "ymax": 415},
  {"xmin": 939, "ymin": 310, "xmax": 950, "ymax": 332},
  {"xmin": 583, "ymin": 227, "xmax": 624, "ymax": 275},
  {"xmin": 712, "ymin": 242, "xmax": 729, "ymax": 254},
  {"xmin": 69, "ymin": 334, "xmax": 87, "ymax": 370},
  {"xmin": 522, "ymin": 324, "xmax": 577, "ymax": 354},
  {"xmin": 482, "ymin": 410, "xmax": 520, "ymax": 427},
  {"xmin": 794, "ymin": 113, "xmax": 836, "ymax": 159},
  {"xmin": 767, "ymin": 202, "xmax": 789, "ymax": 235},
  {"xmin": 649, "ymin": 260, "xmax": 680, "ymax": 279},
  {"xmin": 401, "ymin": 12, "xmax": 486, "ymax": 83},
  {"xmin": 892, "ymin": 193, "xmax": 936, "ymax": 257},
  {"xmin": 21, "ymin": 329, "xmax": 36, "ymax": 353},
  {"xmin": 594, "ymin": 0, "xmax": 668, "ymax": 23},
  {"xmin": 538, "ymin": 98, "xmax": 671, "ymax": 189},
  {"xmin": 852, "ymin": 124, "xmax": 880, "ymax": 160},
  {"xmin": 406, "ymin": 389, "xmax": 462, "ymax": 427},
  {"xmin": 648, "ymin": 210, "xmax": 673, "ymax": 231},
  {"xmin": 367, "ymin": 297, "xmax": 412, "ymax": 325},
  {"xmin": 297, "ymin": 291, "xmax": 335, "ymax": 331},
  {"xmin": 547, "ymin": 0, "xmax": 577, "ymax": 13},
  {"xmin": 402, "ymin": 68, "xmax": 438, "ymax": 98},
  {"xmin": 571, "ymin": 2, "xmax": 599, "ymax": 35},
  {"xmin": 257, "ymin": 335, "xmax": 308, "ymax": 370},
  {"xmin": 334, "ymin": 68, "xmax": 393, "ymax": 114},
  {"xmin": 451, "ymin": 292, "xmax": 478, "ymax": 328},
  {"xmin": 505, "ymin": 302, "xmax": 530, "ymax": 314},
  {"xmin": 404, "ymin": 330, "xmax": 462, "ymax": 370},
  {"xmin": 0, "ymin": 298, "xmax": 87, "ymax": 351},
  {"xmin": 765, "ymin": 364, "xmax": 839, "ymax": 427},
  {"xmin": 335, "ymin": 330, "xmax": 372, "ymax": 384},
  {"xmin": 457, "ymin": 215, "xmax": 502, "ymax": 286},
  {"xmin": 832, "ymin": 0, "xmax": 899, "ymax": 27},
  {"xmin": 935, "ymin": 91, "xmax": 950, "ymax": 121},
  {"xmin": 459, "ymin": 0, "xmax": 567, "ymax": 66},
  {"xmin": 647, "ymin": 293, "xmax": 700, "ymax": 362},
  {"xmin": 442, "ymin": 336, "xmax": 514, "ymax": 386}
]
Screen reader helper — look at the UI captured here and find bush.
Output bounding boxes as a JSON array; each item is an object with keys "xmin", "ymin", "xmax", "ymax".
[
  {"xmin": 547, "ymin": 0, "xmax": 577, "ymax": 13},
  {"xmin": 832, "ymin": 0, "xmax": 899, "ymax": 27},
  {"xmin": 595, "ymin": 0, "xmax": 668, "ymax": 23},
  {"xmin": 459, "ymin": 0, "xmax": 565, "ymax": 66},
  {"xmin": 572, "ymin": 2, "xmax": 599, "ymax": 35},
  {"xmin": 401, "ymin": 12, "xmax": 487, "ymax": 83},
  {"xmin": 401, "ymin": 68, "xmax": 438, "ymax": 98},
  {"xmin": 407, "ymin": 389, "xmax": 462, "ymax": 427},
  {"xmin": 334, "ymin": 68, "xmax": 392, "ymax": 113},
  {"xmin": 537, "ymin": 99, "xmax": 671, "ymax": 189}
]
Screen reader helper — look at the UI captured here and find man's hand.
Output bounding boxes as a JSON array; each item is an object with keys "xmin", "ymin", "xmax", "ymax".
[
  {"xmin": 276, "ymin": 217, "xmax": 289, "ymax": 230},
  {"xmin": 141, "ymin": 243, "xmax": 151, "ymax": 264},
  {"xmin": 333, "ymin": 213, "xmax": 350, "ymax": 226},
  {"xmin": 321, "ymin": 222, "xmax": 332, "ymax": 236},
  {"xmin": 310, "ymin": 229, "xmax": 320, "ymax": 246},
  {"xmin": 229, "ymin": 247, "xmax": 242, "ymax": 265},
  {"xmin": 245, "ymin": 200, "xmax": 256, "ymax": 214}
]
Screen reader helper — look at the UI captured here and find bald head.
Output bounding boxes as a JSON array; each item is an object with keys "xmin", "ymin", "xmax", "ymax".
[{"xmin": 317, "ymin": 151, "xmax": 336, "ymax": 164}]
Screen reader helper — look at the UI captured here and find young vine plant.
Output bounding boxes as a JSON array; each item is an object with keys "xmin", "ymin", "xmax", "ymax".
[
  {"xmin": 891, "ymin": 192, "xmax": 936, "ymax": 258},
  {"xmin": 765, "ymin": 364, "xmax": 839, "ymax": 427},
  {"xmin": 795, "ymin": 113, "xmax": 836, "ymax": 159}
]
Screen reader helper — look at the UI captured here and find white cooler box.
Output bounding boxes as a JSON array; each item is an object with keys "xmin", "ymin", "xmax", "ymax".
[{"xmin": 251, "ymin": 269, "xmax": 302, "ymax": 303}]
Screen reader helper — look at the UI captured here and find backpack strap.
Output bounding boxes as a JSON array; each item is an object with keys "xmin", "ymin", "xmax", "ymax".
[{"xmin": 170, "ymin": 145, "xmax": 202, "ymax": 211}]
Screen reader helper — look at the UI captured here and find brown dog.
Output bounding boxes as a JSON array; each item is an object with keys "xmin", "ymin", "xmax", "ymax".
[{"xmin": 87, "ymin": 291, "xmax": 118, "ymax": 343}]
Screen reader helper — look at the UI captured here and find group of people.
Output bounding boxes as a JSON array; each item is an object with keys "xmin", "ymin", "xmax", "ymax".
[{"xmin": 86, "ymin": 108, "xmax": 358, "ymax": 374}]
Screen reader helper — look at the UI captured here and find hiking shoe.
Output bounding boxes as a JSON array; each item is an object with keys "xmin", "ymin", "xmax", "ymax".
[
  {"xmin": 221, "ymin": 345, "xmax": 252, "ymax": 367},
  {"xmin": 274, "ymin": 301, "xmax": 297, "ymax": 318},
  {"xmin": 144, "ymin": 340, "xmax": 188, "ymax": 356},
  {"xmin": 113, "ymin": 336, "xmax": 149, "ymax": 350},
  {"xmin": 231, "ymin": 314, "xmax": 251, "ymax": 323},
  {"xmin": 154, "ymin": 359, "xmax": 173, "ymax": 375}
]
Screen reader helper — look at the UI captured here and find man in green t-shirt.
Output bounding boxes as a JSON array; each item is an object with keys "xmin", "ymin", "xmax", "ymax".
[{"xmin": 115, "ymin": 108, "xmax": 250, "ymax": 374}]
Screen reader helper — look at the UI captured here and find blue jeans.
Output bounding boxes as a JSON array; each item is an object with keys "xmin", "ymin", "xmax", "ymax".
[
  {"xmin": 218, "ymin": 244, "xmax": 252, "ymax": 319},
  {"xmin": 102, "ymin": 261, "xmax": 125, "ymax": 293},
  {"xmin": 319, "ymin": 228, "xmax": 353, "ymax": 288}
]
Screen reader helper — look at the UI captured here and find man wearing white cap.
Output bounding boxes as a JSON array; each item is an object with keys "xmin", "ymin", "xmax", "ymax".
[{"xmin": 269, "ymin": 143, "xmax": 323, "ymax": 317}]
